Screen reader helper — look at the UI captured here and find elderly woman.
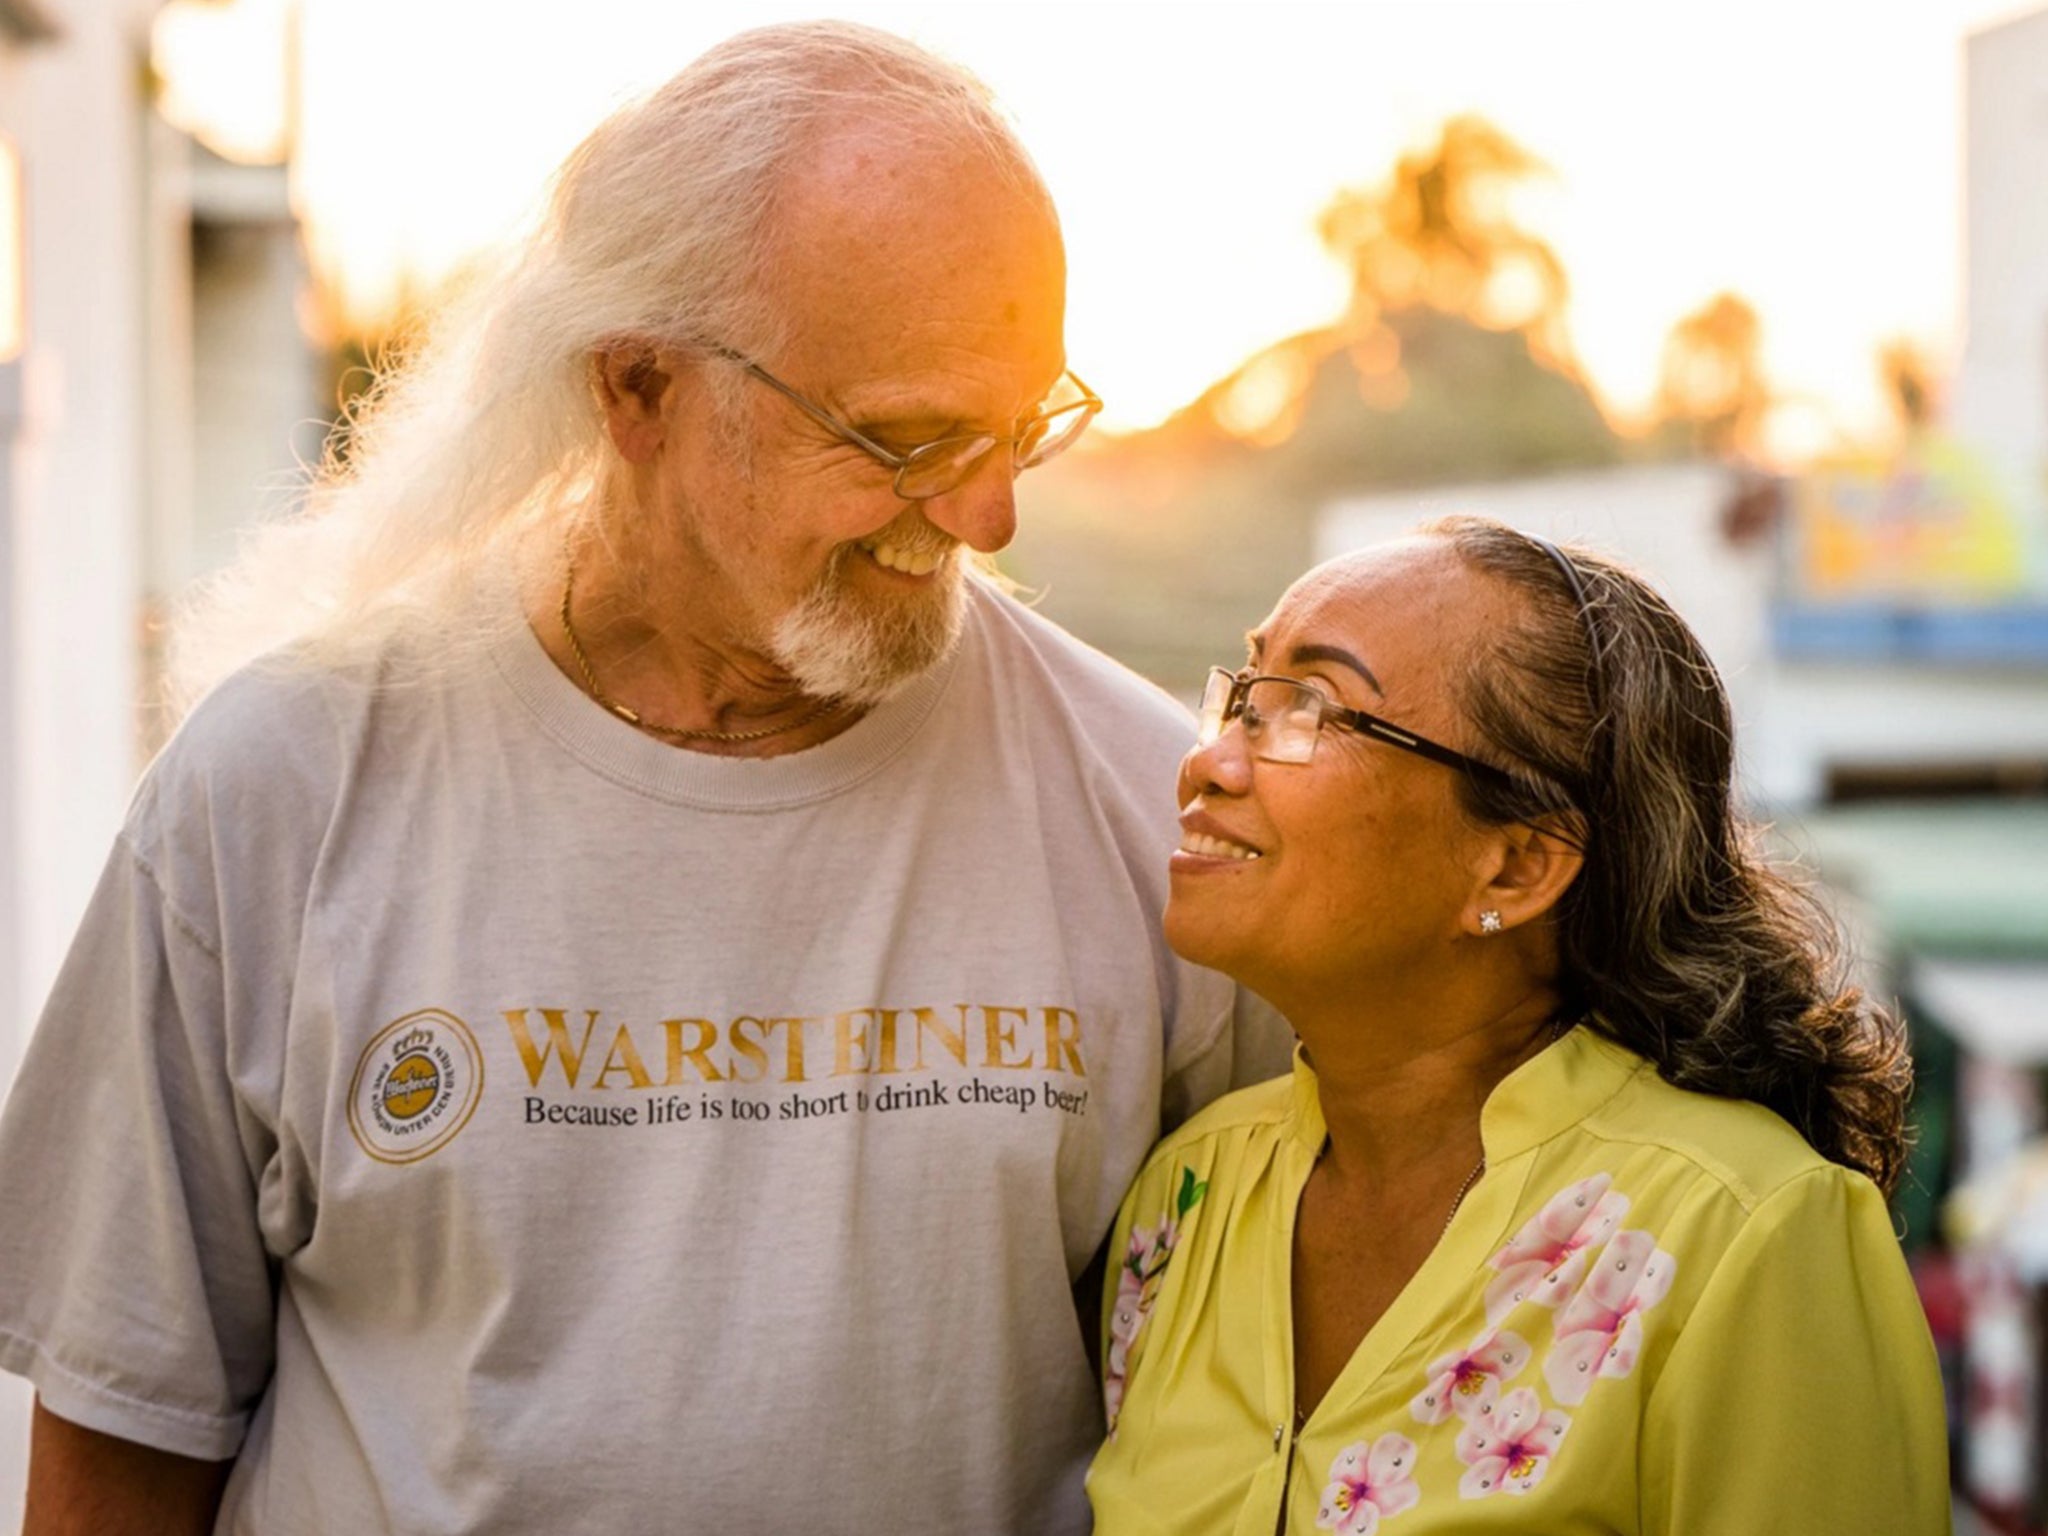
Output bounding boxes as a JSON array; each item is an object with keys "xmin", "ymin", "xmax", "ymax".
[{"xmin": 1087, "ymin": 518, "xmax": 1948, "ymax": 1534}]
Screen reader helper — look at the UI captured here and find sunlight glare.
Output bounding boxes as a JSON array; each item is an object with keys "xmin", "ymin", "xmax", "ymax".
[
  {"xmin": 0, "ymin": 137, "xmax": 21, "ymax": 363},
  {"xmin": 144, "ymin": 0, "xmax": 2029, "ymax": 450},
  {"xmin": 152, "ymin": 0, "xmax": 294, "ymax": 166}
]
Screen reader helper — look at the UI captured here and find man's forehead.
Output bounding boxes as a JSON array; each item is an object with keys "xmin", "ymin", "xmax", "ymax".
[{"xmin": 762, "ymin": 118, "xmax": 1065, "ymax": 356}]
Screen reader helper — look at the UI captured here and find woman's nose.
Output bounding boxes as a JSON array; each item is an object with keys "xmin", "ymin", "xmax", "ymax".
[{"xmin": 1179, "ymin": 719, "xmax": 1255, "ymax": 803}]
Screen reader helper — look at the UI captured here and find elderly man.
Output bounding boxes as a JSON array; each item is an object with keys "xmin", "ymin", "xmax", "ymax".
[{"xmin": 0, "ymin": 20, "xmax": 1284, "ymax": 1536}]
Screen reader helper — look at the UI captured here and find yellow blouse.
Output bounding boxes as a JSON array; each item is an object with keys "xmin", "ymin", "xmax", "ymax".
[{"xmin": 1088, "ymin": 1026, "xmax": 1950, "ymax": 1535}]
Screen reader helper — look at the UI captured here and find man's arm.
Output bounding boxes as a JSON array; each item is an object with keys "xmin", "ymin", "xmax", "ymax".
[{"xmin": 24, "ymin": 1398, "xmax": 231, "ymax": 1536}]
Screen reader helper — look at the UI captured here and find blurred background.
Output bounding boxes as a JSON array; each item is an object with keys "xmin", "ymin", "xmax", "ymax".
[{"xmin": 3, "ymin": 0, "xmax": 2047, "ymax": 1524}]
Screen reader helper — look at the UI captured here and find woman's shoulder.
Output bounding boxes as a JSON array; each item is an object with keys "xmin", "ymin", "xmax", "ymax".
[
  {"xmin": 1576, "ymin": 1029, "xmax": 1879, "ymax": 1215},
  {"xmin": 1125, "ymin": 1071, "xmax": 1298, "ymax": 1200},
  {"xmin": 1159, "ymin": 1070, "xmax": 1297, "ymax": 1156}
]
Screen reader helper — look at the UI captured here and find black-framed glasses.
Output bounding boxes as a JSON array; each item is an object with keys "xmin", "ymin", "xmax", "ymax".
[
  {"xmin": 1197, "ymin": 667, "xmax": 1517, "ymax": 790},
  {"xmin": 712, "ymin": 345, "xmax": 1101, "ymax": 500}
]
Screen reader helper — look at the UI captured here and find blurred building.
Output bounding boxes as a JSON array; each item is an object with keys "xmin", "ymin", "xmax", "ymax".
[
  {"xmin": 0, "ymin": 3, "xmax": 321, "ymax": 1518},
  {"xmin": 2, "ymin": 4, "xmax": 164, "ymax": 1518},
  {"xmin": 1952, "ymin": 5, "xmax": 2048, "ymax": 528},
  {"xmin": 0, "ymin": 4, "xmax": 319, "ymax": 1044}
]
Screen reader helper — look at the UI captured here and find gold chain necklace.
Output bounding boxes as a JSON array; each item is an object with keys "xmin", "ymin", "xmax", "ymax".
[
  {"xmin": 559, "ymin": 562, "xmax": 845, "ymax": 745},
  {"xmin": 1438, "ymin": 1151, "xmax": 1488, "ymax": 1242}
]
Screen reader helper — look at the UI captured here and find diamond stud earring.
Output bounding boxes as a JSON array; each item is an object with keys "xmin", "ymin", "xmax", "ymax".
[{"xmin": 1479, "ymin": 909, "xmax": 1504, "ymax": 935}]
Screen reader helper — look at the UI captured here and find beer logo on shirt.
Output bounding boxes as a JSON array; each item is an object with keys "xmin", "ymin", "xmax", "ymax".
[{"xmin": 347, "ymin": 1008, "xmax": 485, "ymax": 1164}]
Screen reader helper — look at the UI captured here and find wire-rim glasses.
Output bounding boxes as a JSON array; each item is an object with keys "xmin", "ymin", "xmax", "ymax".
[
  {"xmin": 712, "ymin": 345, "xmax": 1101, "ymax": 500},
  {"xmin": 1197, "ymin": 667, "xmax": 1518, "ymax": 790}
]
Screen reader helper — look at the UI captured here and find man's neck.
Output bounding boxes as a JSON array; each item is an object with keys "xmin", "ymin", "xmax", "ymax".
[{"xmin": 525, "ymin": 537, "xmax": 863, "ymax": 759}]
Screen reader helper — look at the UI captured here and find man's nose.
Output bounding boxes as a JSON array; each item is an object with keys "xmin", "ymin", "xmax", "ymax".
[{"xmin": 918, "ymin": 451, "xmax": 1019, "ymax": 554}]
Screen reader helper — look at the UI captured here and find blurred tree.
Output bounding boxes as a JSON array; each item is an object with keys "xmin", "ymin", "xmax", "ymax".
[
  {"xmin": 1652, "ymin": 291, "xmax": 1769, "ymax": 458},
  {"xmin": 1009, "ymin": 117, "xmax": 1629, "ymax": 693},
  {"xmin": 1317, "ymin": 114, "xmax": 1571, "ymax": 363},
  {"xmin": 1877, "ymin": 338, "xmax": 1940, "ymax": 435}
]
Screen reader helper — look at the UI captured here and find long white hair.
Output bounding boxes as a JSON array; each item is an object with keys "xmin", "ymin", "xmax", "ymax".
[{"xmin": 168, "ymin": 20, "xmax": 1041, "ymax": 713}]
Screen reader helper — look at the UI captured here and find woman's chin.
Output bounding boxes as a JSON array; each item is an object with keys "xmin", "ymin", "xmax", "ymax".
[{"xmin": 1163, "ymin": 898, "xmax": 1247, "ymax": 980}]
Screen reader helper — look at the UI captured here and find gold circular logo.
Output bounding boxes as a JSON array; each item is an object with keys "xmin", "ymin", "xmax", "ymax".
[
  {"xmin": 381, "ymin": 1052, "xmax": 442, "ymax": 1120},
  {"xmin": 347, "ymin": 1009, "xmax": 485, "ymax": 1164}
]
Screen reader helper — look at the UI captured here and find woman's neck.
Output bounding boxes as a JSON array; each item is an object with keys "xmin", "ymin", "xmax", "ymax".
[{"xmin": 1295, "ymin": 982, "xmax": 1565, "ymax": 1188}]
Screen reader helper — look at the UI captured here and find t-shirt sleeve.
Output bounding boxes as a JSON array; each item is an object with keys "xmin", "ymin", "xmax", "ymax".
[
  {"xmin": 1639, "ymin": 1166, "xmax": 1951, "ymax": 1533},
  {"xmin": 0, "ymin": 834, "xmax": 277, "ymax": 1460}
]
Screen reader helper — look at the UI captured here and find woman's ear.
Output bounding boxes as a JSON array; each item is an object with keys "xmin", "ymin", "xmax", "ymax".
[
  {"xmin": 591, "ymin": 343, "xmax": 674, "ymax": 463},
  {"xmin": 1463, "ymin": 816, "xmax": 1586, "ymax": 938}
]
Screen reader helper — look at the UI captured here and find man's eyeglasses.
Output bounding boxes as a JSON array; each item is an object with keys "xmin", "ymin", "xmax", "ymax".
[
  {"xmin": 1197, "ymin": 667, "xmax": 1517, "ymax": 790},
  {"xmin": 713, "ymin": 346, "xmax": 1101, "ymax": 500}
]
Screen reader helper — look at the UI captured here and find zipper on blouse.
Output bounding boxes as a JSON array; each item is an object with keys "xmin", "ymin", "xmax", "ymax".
[{"xmin": 1271, "ymin": 1433, "xmax": 1297, "ymax": 1536}]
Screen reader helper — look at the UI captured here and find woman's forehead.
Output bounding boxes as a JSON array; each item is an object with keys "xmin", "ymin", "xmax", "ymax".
[{"xmin": 1260, "ymin": 540, "xmax": 1477, "ymax": 653}]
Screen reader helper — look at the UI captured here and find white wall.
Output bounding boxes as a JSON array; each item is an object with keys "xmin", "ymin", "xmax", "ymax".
[
  {"xmin": 1952, "ymin": 7, "xmax": 2048, "ymax": 544},
  {"xmin": 184, "ymin": 150, "xmax": 324, "ymax": 589},
  {"xmin": 1750, "ymin": 666, "xmax": 2048, "ymax": 804},
  {"xmin": 7, "ymin": 2, "xmax": 160, "ymax": 1040},
  {"xmin": 1314, "ymin": 464, "xmax": 2048, "ymax": 809},
  {"xmin": 1315, "ymin": 462, "xmax": 1781, "ymax": 780},
  {"xmin": 0, "ymin": 1, "xmax": 171, "ymax": 1520}
]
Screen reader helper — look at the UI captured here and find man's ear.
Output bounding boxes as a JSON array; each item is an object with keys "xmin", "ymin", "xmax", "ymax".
[
  {"xmin": 591, "ymin": 343, "xmax": 673, "ymax": 464},
  {"xmin": 1462, "ymin": 816, "xmax": 1587, "ymax": 939}
]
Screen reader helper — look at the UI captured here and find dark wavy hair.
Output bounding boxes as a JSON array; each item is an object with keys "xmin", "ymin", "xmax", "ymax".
[{"xmin": 1427, "ymin": 515, "xmax": 1912, "ymax": 1198}]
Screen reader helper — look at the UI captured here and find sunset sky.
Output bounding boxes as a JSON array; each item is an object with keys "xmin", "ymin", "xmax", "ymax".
[{"xmin": 152, "ymin": 0, "xmax": 2038, "ymax": 454}]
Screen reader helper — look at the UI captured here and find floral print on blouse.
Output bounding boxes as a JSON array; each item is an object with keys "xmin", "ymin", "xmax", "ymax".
[
  {"xmin": 1087, "ymin": 1028, "xmax": 1950, "ymax": 1536},
  {"xmin": 1104, "ymin": 1166, "xmax": 1206, "ymax": 1436},
  {"xmin": 1306, "ymin": 1173, "xmax": 1675, "ymax": 1524}
]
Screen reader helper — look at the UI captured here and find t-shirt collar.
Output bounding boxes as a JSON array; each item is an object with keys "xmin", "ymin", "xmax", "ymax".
[{"xmin": 489, "ymin": 577, "xmax": 976, "ymax": 810}]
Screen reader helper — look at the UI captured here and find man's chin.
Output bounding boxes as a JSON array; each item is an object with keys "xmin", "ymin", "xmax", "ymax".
[{"xmin": 768, "ymin": 562, "xmax": 967, "ymax": 707}]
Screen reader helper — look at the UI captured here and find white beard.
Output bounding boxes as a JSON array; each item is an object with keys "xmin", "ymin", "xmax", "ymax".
[{"xmin": 767, "ymin": 543, "xmax": 967, "ymax": 707}]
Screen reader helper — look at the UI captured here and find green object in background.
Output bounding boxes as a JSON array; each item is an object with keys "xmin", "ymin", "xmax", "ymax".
[
  {"xmin": 1786, "ymin": 799, "xmax": 2048, "ymax": 1251},
  {"xmin": 1787, "ymin": 801, "xmax": 2048, "ymax": 960}
]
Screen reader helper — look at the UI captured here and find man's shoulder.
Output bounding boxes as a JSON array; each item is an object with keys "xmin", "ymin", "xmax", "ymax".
[
  {"xmin": 133, "ymin": 642, "xmax": 437, "ymax": 866},
  {"xmin": 156, "ymin": 641, "xmax": 409, "ymax": 787},
  {"xmin": 180, "ymin": 645, "xmax": 353, "ymax": 734}
]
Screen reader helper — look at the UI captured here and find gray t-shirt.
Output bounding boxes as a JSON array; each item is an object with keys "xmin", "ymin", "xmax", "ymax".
[{"xmin": 0, "ymin": 581, "xmax": 1288, "ymax": 1534}]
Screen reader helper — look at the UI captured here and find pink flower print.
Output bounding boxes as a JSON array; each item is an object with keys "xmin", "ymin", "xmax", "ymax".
[
  {"xmin": 1103, "ymin": 1216, "xmax": 1172, "ymax": 1430},
  {"xmin": 1315, "ymin": 1433, "xmax": 1421, "ymax": 1533},
  {"xmin": 1543, "ymin": 1228, "xmax": 1677, "ymax": 1405},
  {"xmin": 1455, "ymin": 1387, "xmax": 1571, "ymax": 1498},
  {"xmin": 1103, "ymin": 1168, "xmax": 1207, "ymax": 1436},
  {"xmin": 1484, "ymin": 1172, "xmax": 1630, "ymax": 1325},
  {"xmin": 1408, "ymin": 1329, "xmax": 1531, "ymax": 1425}
]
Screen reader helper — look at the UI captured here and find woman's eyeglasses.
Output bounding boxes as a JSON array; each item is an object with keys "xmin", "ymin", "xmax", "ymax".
[{"xmin": 1197, "ymin": 667, "xmax": 1517, "ymax": 790}]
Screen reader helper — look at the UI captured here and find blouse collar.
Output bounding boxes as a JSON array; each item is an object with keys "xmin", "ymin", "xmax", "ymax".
[{"xmin": 1284, "ymin": 1023, "xmax": 1646, "ymax": 1165}]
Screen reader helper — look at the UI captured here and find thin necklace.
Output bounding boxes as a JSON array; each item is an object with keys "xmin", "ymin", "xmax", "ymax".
[
  {"xmin": 559, "ymin": 561, "xmax": 845, "ymax": 745},
  {"xmin": 1294, "ymin": 1149, "xmax": 1483, "ymax": 1432},
  {"xmin": 1438, "ymin": 1151, "xmax": 1487, "ymax": 1241},
  {"xmin": 1292, "ymin": 1015, "xmax": 1574, "ymax": 1430},
  {"xmin": 1422, "ymin": 1013, "xmax": 1576, "ymax": 1247}
]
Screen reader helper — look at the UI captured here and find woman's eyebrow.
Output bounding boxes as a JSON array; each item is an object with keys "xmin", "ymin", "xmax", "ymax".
[{"xmin": 1286, "ymin": 642, "xmax": 1384, "ymax": 696}]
